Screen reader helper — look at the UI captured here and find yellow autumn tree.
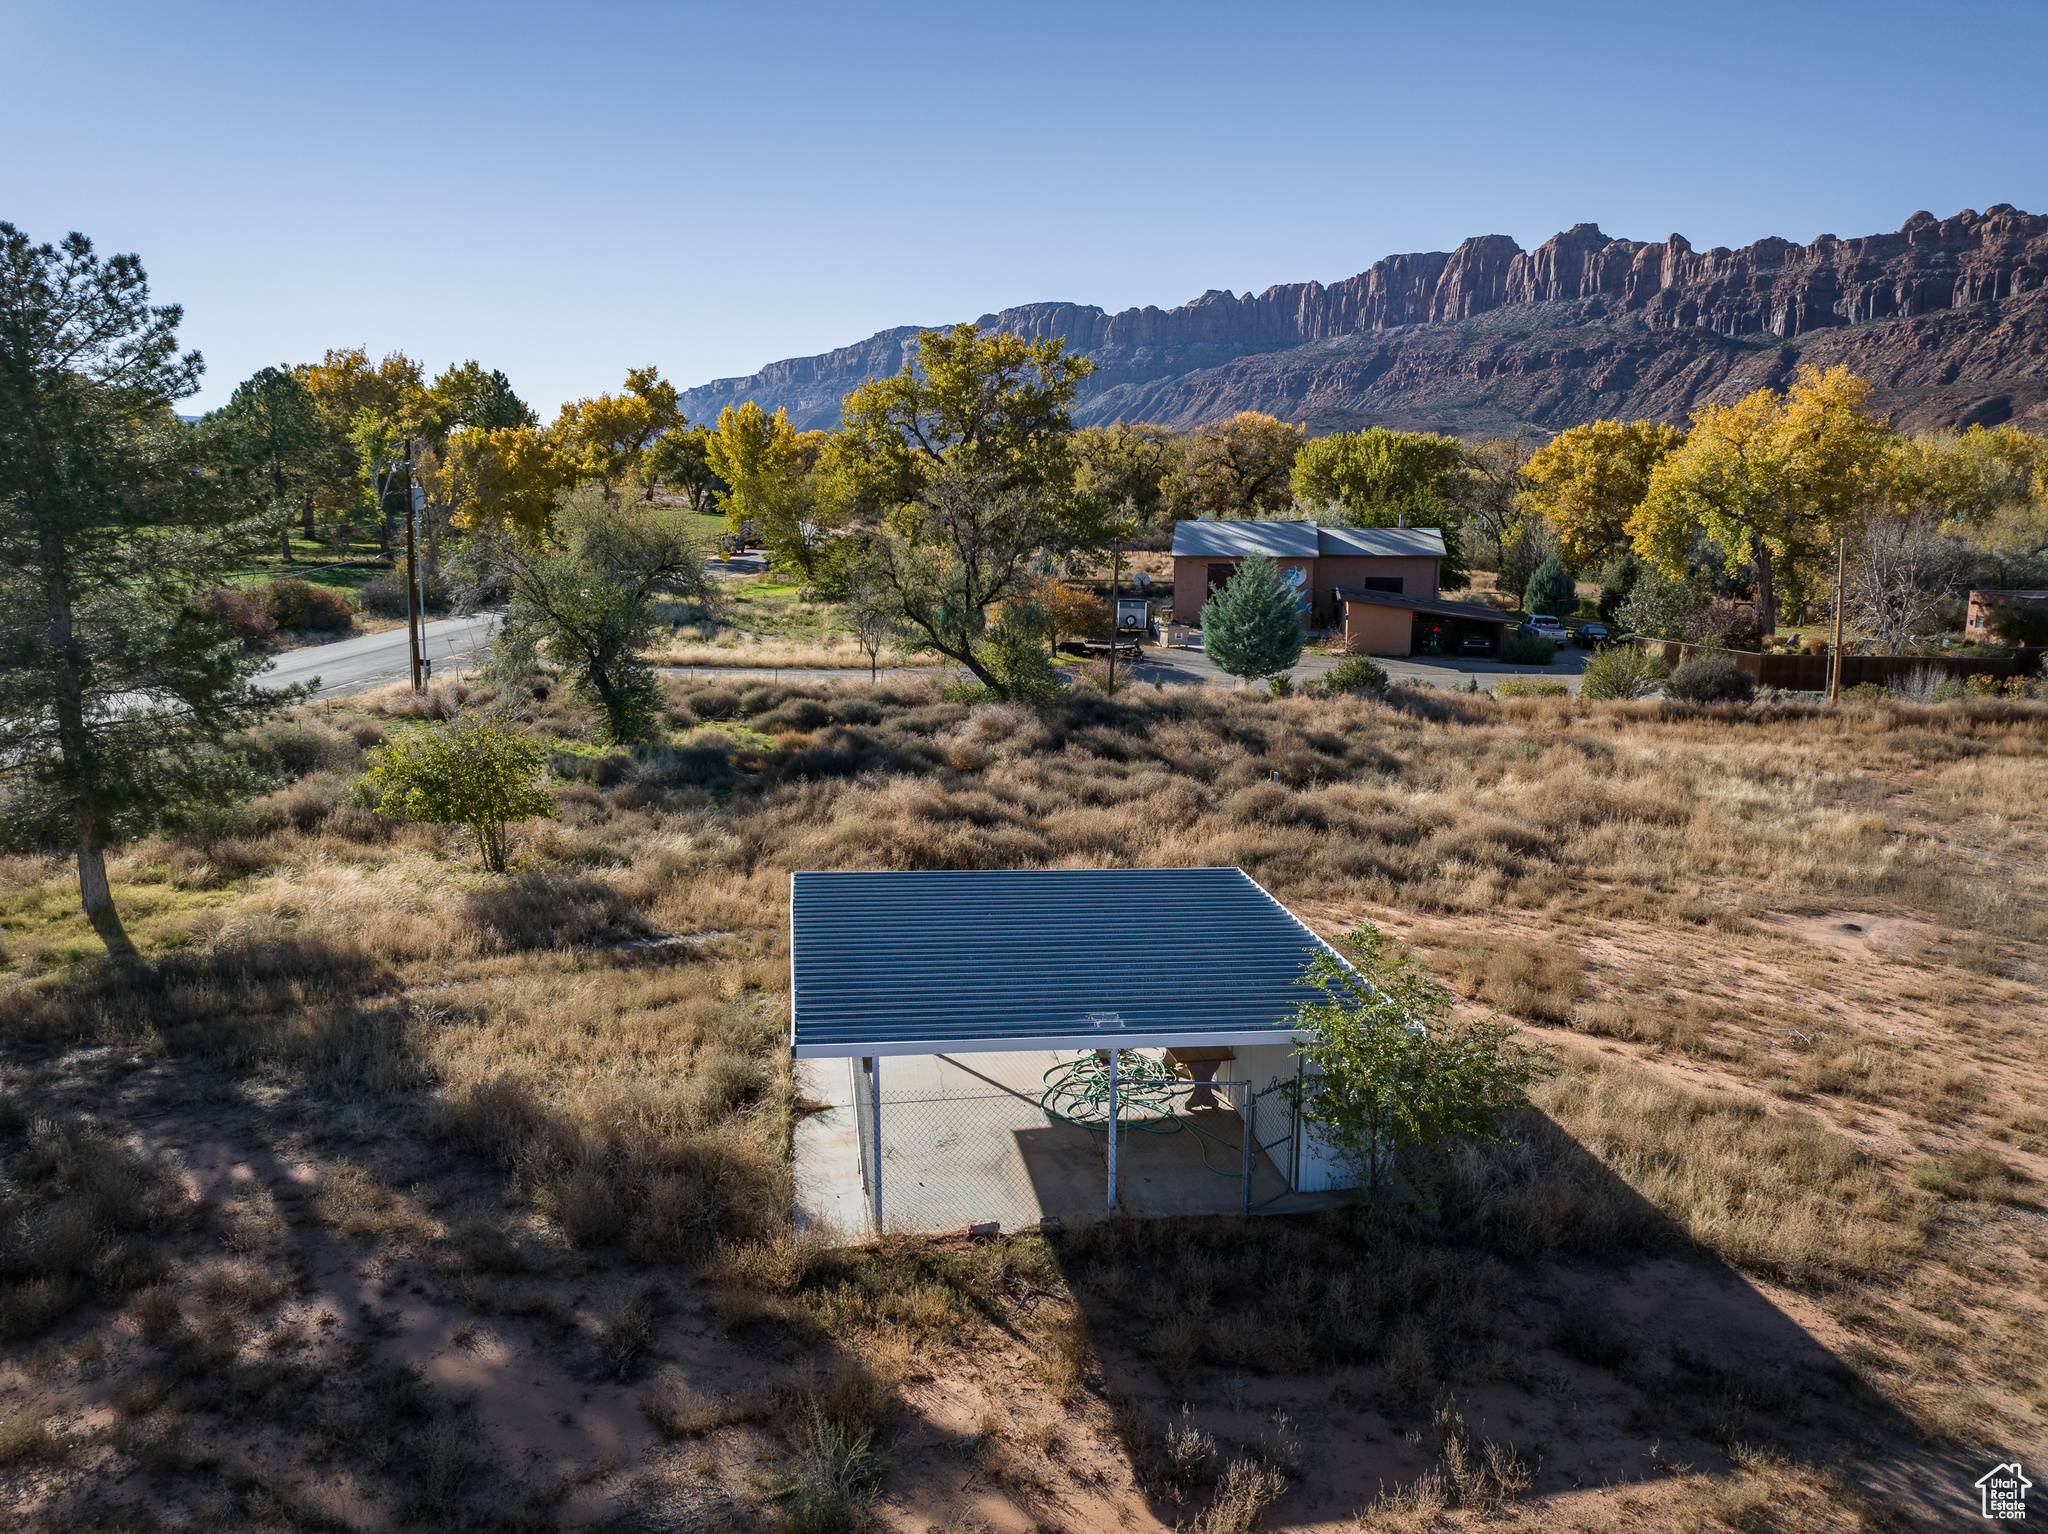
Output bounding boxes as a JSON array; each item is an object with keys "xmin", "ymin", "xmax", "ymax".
[
  {"xmin": 445, "ymin": 426, "xmax": 576, "ymax": 540},
  {"xmin": 554, "ymin": 365, "xmax": 685, "ymax": 498},
  {"xmin": 1516, "ymin": 418, "xmax": 1684, "ymax": 567},
  {"xmin": 1628, "ymin": 366, "xmax": 1890, "ymax": 634}
]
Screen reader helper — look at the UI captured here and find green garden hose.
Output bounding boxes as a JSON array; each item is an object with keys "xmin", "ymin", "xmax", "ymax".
[{"xmin": 1038, "ymin": 1051, "xmax": 1243, "ymax": 1176}]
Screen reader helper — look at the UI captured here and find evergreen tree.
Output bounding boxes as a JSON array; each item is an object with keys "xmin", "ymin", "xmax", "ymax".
[
  {"xmin": 0, "ymin": 223, "xmax": 301, "ymax": 960},
  {"xmin": 1523, "ymin": 554, "xmax": 1578, "ymax": 617},
  {"xmin": 1202, "ymin": 554, "xmax": 1304, "ymax": 683}
]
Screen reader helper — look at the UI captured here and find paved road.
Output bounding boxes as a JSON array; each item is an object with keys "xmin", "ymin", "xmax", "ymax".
[
  {"xmin": 260, "ymin": 612, "xmax": 501, "ymax": 699},
  {"xmin": 289, "ymin": 613, "xmax": 1586, "ymax": 703}
]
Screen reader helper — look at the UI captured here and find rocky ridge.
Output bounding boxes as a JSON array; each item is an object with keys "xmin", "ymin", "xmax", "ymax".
[{"xmin": 676, "ymin": 207, "xmax": 2048, "ymax": 437}]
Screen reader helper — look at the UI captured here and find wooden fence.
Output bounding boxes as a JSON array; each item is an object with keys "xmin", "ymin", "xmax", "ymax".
[{"xmin": 1634, "ymin": 640, "xmax": 2039, "ymax": 691}]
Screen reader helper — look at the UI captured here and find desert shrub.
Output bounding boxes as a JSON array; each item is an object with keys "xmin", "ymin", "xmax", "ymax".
[
  {"xmin": 1493, "ymin": 676, "xmax": 1567, "ymax": 698},
  {"xmin": 1932, "ymin": 675, "xmax": 1968, "ymax": 702},
  {"xmin": 0, "ymin": 1409, "xmax": 65, "ymax": 1468},
  {"xmin": 358, "ymin": 571, "xmax": 410, "ymax": 617},
  {"xmin": 199, "ymin": 587, "xmax": 278, "ymax": 643},
  {"xmin": 770, "ymin": 1399, "xmax": 883, "ymax": 1534},
  {"xmin": 1498, "ymin": 630, "xmax": 1555, "ymax": 665},
  {"xmin": 1684, "ymin": 600, "xmax": 1760, "ymax": 649},
  {"xmin": 1324, "ymin": 655, "xmax": 1389, "ymax": 694},
  {"xmin": 239, "ymin": 720, "xmax": 359, "ymax": 778},
  {"xmin": 1267, "ymin": 673, "xmax": 1295, "ymax": 698},
  {"xmin": 1910, "ymin": 1147, "xmax": 2020, "ymax": 1203},
  {"xmin": 1580, "ymin": 645, "xmax": 1669, "ymax": 701},
  {"xmin": 261, "ymin": 577, "xmax": 355, "ymax": 631},
  {"xmin": 0, "ymin": 1122, "xmax": 186, "ymax": 1340},
  {"xmin": 1844, "ymin": 682, "xmax": 1887, "ymax": 700},
  {"xmin": 1666, "ymin": 653, "xmax": 1754, "ymax": 703},
  {"xmin": 1964, "ymin": 672, "xmax": 2002, "ymax": 696}
]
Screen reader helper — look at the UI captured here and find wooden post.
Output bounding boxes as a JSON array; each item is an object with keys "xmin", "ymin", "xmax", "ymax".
[
  {"xmin": 402, "ymin": 440, "xmax": 423, "ymax": 692},
  {"xmin": 1828, "ymin": 536, "xmax": 1845, "ymax": 702}
]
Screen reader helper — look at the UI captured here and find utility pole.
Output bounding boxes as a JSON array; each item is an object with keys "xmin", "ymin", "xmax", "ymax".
[
  {"xmin": 1828, "ymin": 535, "xmax": 1845, "ymax": 703},
  {"xmin": 402, "ymin": 439, "xmax": 423, "ymax": 691}
]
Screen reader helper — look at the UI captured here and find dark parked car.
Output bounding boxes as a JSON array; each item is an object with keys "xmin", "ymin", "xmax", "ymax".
[
  {"xmin": 1457, "ymin": 630, "xmax": 1495, "ymax": 655},
  {"xmin": 1574, "ymin": 622, "xmax": 1611, "ymax": 649}
]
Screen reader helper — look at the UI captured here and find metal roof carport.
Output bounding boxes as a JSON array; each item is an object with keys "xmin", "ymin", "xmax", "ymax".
[
  {"xmin": 788, "ymin": 868, "xmax": 1355, "ymax": 1232},
  {"xmin": 1332, "ymin": 586, "xmax": 1515, "ymax": 657}
]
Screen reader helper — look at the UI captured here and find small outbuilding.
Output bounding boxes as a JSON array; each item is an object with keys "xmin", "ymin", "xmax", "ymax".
[
  {"xmin": 789, "ymin": 867, "xmax": 1359, "ymax": 1234},
  {"xmin": 1171, "ymin": 519, "xmax": 1447, "ymax": 629},
  {"xmin": 1332, "ymin": 586, "xmax": 1519, "ymax": 657}
]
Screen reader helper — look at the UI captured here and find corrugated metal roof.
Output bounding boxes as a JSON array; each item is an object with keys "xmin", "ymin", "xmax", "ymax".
[
  {"xmin": 1332, "ymin": 587, "xmax": 1515, "ymax": 624},
  {"xmin": 1170, "ymin": 519, "xmax": 1446, "ymax": 560},
  {"xmin": 789, "ymin": 868, "xmax": 1336, "ymax": 1058},
  {"xmin": 1315, "ymin": 525, "xmax": 1446, "ymax": 559},
  {"xmin": 1170, "ymin": 520, "xmax": 1321, "ymax": 558}
]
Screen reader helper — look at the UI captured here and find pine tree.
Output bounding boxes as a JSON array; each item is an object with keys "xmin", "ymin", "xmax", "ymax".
[
  {"xmin": 1523, "ymin": 554, "xmax": 1578, "ymax": 618},
  {"xmin": 0, "ymin": 224, "xmax": 300, "ymax": 959},
  {"xmin": 1202, "ymin": 554, "xmax": 1304, "ymax": 683}
]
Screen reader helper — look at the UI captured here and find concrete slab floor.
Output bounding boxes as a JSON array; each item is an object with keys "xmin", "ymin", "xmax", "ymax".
[{"xmin": 793, "ymin": 1050, "xmax": 1298, "ymax": 1237}]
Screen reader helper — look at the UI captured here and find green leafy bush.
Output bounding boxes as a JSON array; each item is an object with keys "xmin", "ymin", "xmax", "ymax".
[
  {"xmin": 358, "ymin": 715, "xmax": 556, "ymax": 872},
  {"xmin": 261, "ymin": 577, "xmax": 355, "ymax": 632},
  {"xmin": 1323, "ymin": 655, "xmax": 1389, "ymax": 694},
  {"xmin": 1267, "ymin": 673, "xmax": 1295, "ymax": 698},
  {"xmin": 1579, "ymin": 646, "xmax": 1670, "ymax": 701},
  {"xmin": 1498, "ymin": 630, "xmax": 1555, "ymax": 665},
  {"xmin": 1288, "ymin": 923, "xmax": 1551, "ymax": 1191},
  {"xmin": 1665, "ymin": 653, "xmax": 1754, "ymax": 703}
]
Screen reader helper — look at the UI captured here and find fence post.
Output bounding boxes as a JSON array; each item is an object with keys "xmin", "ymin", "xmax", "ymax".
[
  {"xmin": 1106, "ymin": 1049, "xmax": 1119, "ymax": 1214},
  {"xmin": 869, "ymin": 1055, "xmax": 882, "ymax": 1233},
  {"xmin": 1240, "ymin": 1078, "xmax": 1254, "ymax": 1215}
]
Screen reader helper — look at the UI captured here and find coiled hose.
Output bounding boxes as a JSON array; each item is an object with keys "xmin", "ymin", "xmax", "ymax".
[{"xmin": 1038, "ymin": 1051, "xmax": 1243, "ymax": 1176}]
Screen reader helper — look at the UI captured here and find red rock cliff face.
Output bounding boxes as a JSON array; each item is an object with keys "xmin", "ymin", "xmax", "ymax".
[{"xmin": 675, "ymin": 207, "xmax": 2048, "ymax": 436}]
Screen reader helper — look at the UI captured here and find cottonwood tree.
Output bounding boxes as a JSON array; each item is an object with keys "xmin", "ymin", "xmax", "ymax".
[
  {"xmin": 1072, "ymin": 421, "xmax": 1184, "ymax": 522},
  {"xmin": 1201, "ymin": 553, "xmax": 1304, "ymax": 683},
  {"xmin": 468, "ymin": 492, "xmax": 710, "ymax": 742},
  {"xmin": 1460, "ymin": 433, "xmax": 1539, "ymax": 563},
  {"xmin": 1289, "ymin": 923, "xmax": 1550, "ymax": 1193},
  {"xmin": 706, "ymin": 402, "xmax": 844, "ymax": 583},
  {"xmin": 1517, "ymin": 419, "xmax": 1682, "ymax": 568},
  {"xmin": 833, "ymin": 325, "xmax": 1094, "ymax": 512},
  {"xmin": 1290, "ymin": 425, "xmax": 1472, "ymax": 587},
  {"xmin": 1182, "ymin": 412, "xmax": 1303, "ymax": 518},
  {"xmin": 857, "ymin": 464, "xmax": 1066, "ymax": 697},
  {"xmin": 445, "ymin": 425, "xmax": 576, "ymax": 541},
  {"xmin": 647, "ymin": 422, "xmax": 726, "ymax": 511},
  {"xmin": 555, "ymin": 366, "xmax": 684, "ymax": 500},
  {"xmin": 0, "ymin": 223, "xmax": 301, "ymax": 959},
  {"xmin": 1845, "ymin": 517, "xmax": 1954, "ymax": 653},
  {"xmin": 1631, "ymin": 366, "xmax": 1889, "ymax": 635}
]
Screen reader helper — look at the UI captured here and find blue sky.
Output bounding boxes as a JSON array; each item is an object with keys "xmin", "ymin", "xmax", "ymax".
[{"xmin": 5, "ymin": 0, "xmax": 2045, "ymax": 415}]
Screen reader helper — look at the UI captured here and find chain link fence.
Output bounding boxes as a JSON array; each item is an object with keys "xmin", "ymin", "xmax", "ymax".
[{"xmin": 846, "ymin": 1050, "xmax": 1296, "ymax": 1234}]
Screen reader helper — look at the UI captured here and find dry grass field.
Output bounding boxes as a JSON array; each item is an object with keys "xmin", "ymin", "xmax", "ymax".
[{"xmin": 0, "ymin": 672, "xmax": 2044, "ymax": 1532}]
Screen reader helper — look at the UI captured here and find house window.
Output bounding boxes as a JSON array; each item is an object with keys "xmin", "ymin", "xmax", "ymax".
[
  {"xmin": 1359, "ymin": 577, "xmax": 1403, "ymax": 594},
  {"xmin": 1207, "ymin": 563, "xmax": 1236, "ymax": 594}
]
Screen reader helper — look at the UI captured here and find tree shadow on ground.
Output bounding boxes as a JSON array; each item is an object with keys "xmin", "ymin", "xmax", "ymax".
[{"xmin": 1040, "ymin": 1107, "xmax": 1976, "ymax": 1531}]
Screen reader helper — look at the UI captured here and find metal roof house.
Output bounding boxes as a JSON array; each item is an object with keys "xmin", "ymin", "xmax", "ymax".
[
  {"xmin": 789, "ymin": 868, "xmax": 1358, "ymax": 1233},
  {"xmin": 1170, "ymin": 518, "xmax": 1447, "ymax": 630}
]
